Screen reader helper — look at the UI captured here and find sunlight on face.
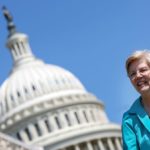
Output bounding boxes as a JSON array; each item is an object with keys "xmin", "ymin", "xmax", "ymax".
[{"xmin": 128, "ymin": 59, "xmax": 150, "ymax": 95}]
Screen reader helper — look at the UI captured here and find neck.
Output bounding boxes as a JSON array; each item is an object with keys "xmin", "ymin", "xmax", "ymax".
[
  {"xmin": 141, "ymin": 94, "xmax": 150, "ymax": 116},
  {"xmin": 141, "ymin": 92, "xmax": 150, "ymax": 101},
  {"xmin": 141, "ymin": 93, "xmax": 150, "ymax": 108}
]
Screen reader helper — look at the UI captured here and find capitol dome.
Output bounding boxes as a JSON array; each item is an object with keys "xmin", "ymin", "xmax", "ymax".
[
  {"xmin": 0, "ymin": 7, "xmax": 122, "ymax": 150},
  {"xmin": 0, "ymin": 56, "xmax": 86, "ymax": 117}
]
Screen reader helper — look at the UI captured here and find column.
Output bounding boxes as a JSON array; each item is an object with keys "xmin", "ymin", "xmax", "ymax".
[
  {"xmin": 69, "ymin": 110, "xmax": 78, "ymax": 125},
  {"xmin": 48, "ymin": 115, "xmax": 58, "ymax": 131},
  {"xmin": 59, "ymin": 112, "xmax": 68, "ymax": 128},
  {"xmin": 19, "ymin": 130, "xmax": 29, "ymax": 143},
  {"xmin": 107, "ymin": 138, "xmax": 115, "ymax": 150},
  {"xmin": 98, "ymin": 139, "xmax": 105, "ymax": 150},
  {"xmin": 115, "ymin": 138, "xmax": 122, "ymax": 150},
  {"xmin": 86, "ymin": 109, "xmax": 94, "ymax": 122},
  {"xmin": 38, "ymin": 119, "xmax": 49, "ymax": 135},
  {"xmin": 75, "ymin": 144, "xmax": 80, "ymax": 150},
  {"xmin": 18, "ymin": 42, "xmax": 24, "ymax": 55},
  {"xmin": 78, "ymin": 109, "xmax": 86, "ymax": 123},
  {"xmin": 87, "ymin": 142, "xmax": 93, "ymax": 150},
  {"xmin": 13, "ymin": 43, "xmax": 20, "ymax": 57},
  {"xmin": 28, "ymin": 124, "xmax": 39, "ymax": 139}
]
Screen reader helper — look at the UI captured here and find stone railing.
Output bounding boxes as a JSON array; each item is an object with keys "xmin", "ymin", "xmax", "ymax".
[{"xmin": 0, "ymin": 132, "xmax": 43, "ymax": 150}]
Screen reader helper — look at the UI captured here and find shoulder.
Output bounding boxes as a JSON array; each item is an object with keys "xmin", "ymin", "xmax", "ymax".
[
  {"xmin": 122, "ymin": 107, "xmax": 138, "ymax": 138},
  {"xmin": 122, "ymin": 111, "xmax": 139, "ymax": 150},
  {"xmin": 122, "ymin": 97, "xmax": 141, "ymax": 126},
  {"xmin": 122, "ymin": 111, "xmax": 137, "ymax": 127}
]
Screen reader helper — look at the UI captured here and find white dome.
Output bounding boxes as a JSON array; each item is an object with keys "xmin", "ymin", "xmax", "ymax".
[{"xmin": 0, "ymin": 58, "xmax": 86, "ymax": 116}]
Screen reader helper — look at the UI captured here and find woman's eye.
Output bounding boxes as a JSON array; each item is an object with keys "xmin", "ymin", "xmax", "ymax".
[
  {"xmin": 140, "ymin": 68, "xmax": 149, "ymax": 73},
  {"xmin": 129, "ymin": 72, "xmax": 136, "ymax": 78}
]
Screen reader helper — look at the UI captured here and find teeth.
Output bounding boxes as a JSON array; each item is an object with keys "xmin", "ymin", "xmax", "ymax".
[{"xmin": 137, "ymin": 81, "xmax": 146, "ymax": 86}]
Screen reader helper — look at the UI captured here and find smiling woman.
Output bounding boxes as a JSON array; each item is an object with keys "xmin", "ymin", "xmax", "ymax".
[{"xmin": 122, "ymin": 50, "xmax": 150, "ymax": 150}]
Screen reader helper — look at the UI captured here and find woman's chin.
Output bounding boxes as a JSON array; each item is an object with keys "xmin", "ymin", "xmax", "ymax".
[{"xmin": 138, "ymin": 87, "xmax": 150, "ymax": 95}]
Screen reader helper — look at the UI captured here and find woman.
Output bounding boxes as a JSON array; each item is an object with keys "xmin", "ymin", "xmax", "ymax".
[{"xmin": 122, "ymin": 50, "xmax": 150, "ymax": 150}]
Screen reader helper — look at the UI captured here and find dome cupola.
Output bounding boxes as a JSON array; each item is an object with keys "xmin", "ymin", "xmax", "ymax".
[{"xmin": 2, "ymin": 6, "xmax": 35, "ymax": 68}]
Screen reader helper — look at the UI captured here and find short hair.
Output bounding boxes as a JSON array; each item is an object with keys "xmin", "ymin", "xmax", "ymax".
[{"xmin": 126, "ymin": 50, "xmax": 150, "ymax": 75}]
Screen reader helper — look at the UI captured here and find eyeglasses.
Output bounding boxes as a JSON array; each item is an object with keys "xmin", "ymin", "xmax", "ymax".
[{"xmin": 128, "ymin": 67, "xmax": 150, "ymax": 80}]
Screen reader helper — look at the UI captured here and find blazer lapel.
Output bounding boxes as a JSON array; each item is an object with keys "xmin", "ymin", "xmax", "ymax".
[
  {"xmin": 129, "ymin": 97, "xmax": 150, "ymax": 133},
  {"xmin": 137, "ymin": 110, "xmax": 150, "ymax": 133}
]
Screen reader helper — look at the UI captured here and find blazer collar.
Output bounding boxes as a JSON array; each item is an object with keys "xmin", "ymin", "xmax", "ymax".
[{"xmin": 128, "ymin": 96, "xmax": 150, "ymax": 132}]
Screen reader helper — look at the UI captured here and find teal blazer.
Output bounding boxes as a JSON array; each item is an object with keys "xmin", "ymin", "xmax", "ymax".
[{"xmin": 122, "ymin": 97, "xmax": 150, "ymax": 150}]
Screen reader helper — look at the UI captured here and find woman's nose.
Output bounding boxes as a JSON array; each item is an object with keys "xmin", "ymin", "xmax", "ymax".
[{"xmin": 136, "ymin": 71, "xmax": 142, "ymax": 78}]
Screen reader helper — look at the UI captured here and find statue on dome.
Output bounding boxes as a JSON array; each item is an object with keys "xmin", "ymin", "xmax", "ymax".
[
  {"xmin": 2, "ymin": 6, "xmax": 13, "ymax": 23},
  {"xmin": 2, "ymin": 6, "xmax": 16, "ymax": 36}
]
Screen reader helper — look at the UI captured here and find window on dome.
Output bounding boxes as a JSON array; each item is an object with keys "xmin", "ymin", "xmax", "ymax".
[
  {"xmin": 34, "ymin": 123, "xmax": 42, "ymax": 136},
  {"xmin": 55, "ymin": 116, "xmax": 61, "ymax": 129},
  {"xmin": 32, "ymin": 85, "xmax": 36, "ymax": 91},
  {"xmin": 74, "ymin": 112, "xmax": 80, "ymax": 124},
  {"xmin": 65, "ymin": 114, "xmax": 71, "ymax": 126},
  {"xmin": 24, "ymin": 128, "xmax": 32, "ymax": 141},
  {"xmin": 83, "ymin": 111, "xmax": 89, "ymax": 122},
  {"xmin": 16, "ymin": 132, "xmax": 22, "ymax": 141},
  {"xmin": 44, "ymin": 119, "xmax": 51, "ymax": 132},
  {"xmin": 17, "ymin": 91, "xmax": 21, "ymax": 97}
]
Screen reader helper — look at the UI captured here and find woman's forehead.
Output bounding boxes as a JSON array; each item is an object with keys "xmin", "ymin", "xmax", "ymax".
[{"xmin": 129, "ymin": 59, "xmax": 148, "ymax": 71}]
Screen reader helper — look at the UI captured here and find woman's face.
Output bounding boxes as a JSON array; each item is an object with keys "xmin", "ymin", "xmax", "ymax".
[{"xmin": 128, "ymin": 59, "xmax": 150, "ymax": 95}]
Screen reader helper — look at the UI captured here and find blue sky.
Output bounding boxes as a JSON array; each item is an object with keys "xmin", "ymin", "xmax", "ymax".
[{"xmin": 0, "ymin": 0, "xmax": 149, "ymax": 124}]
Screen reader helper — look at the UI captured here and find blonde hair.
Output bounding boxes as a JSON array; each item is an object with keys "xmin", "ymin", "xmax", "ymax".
[{"xmin": 126, "ymin": 50, "xmax": 150, "ymax": 75}]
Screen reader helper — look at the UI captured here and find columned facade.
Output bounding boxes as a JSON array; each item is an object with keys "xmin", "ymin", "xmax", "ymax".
[{"xmin": 58, "ymin": 137, "xmax": 122, "ymax": 150}]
